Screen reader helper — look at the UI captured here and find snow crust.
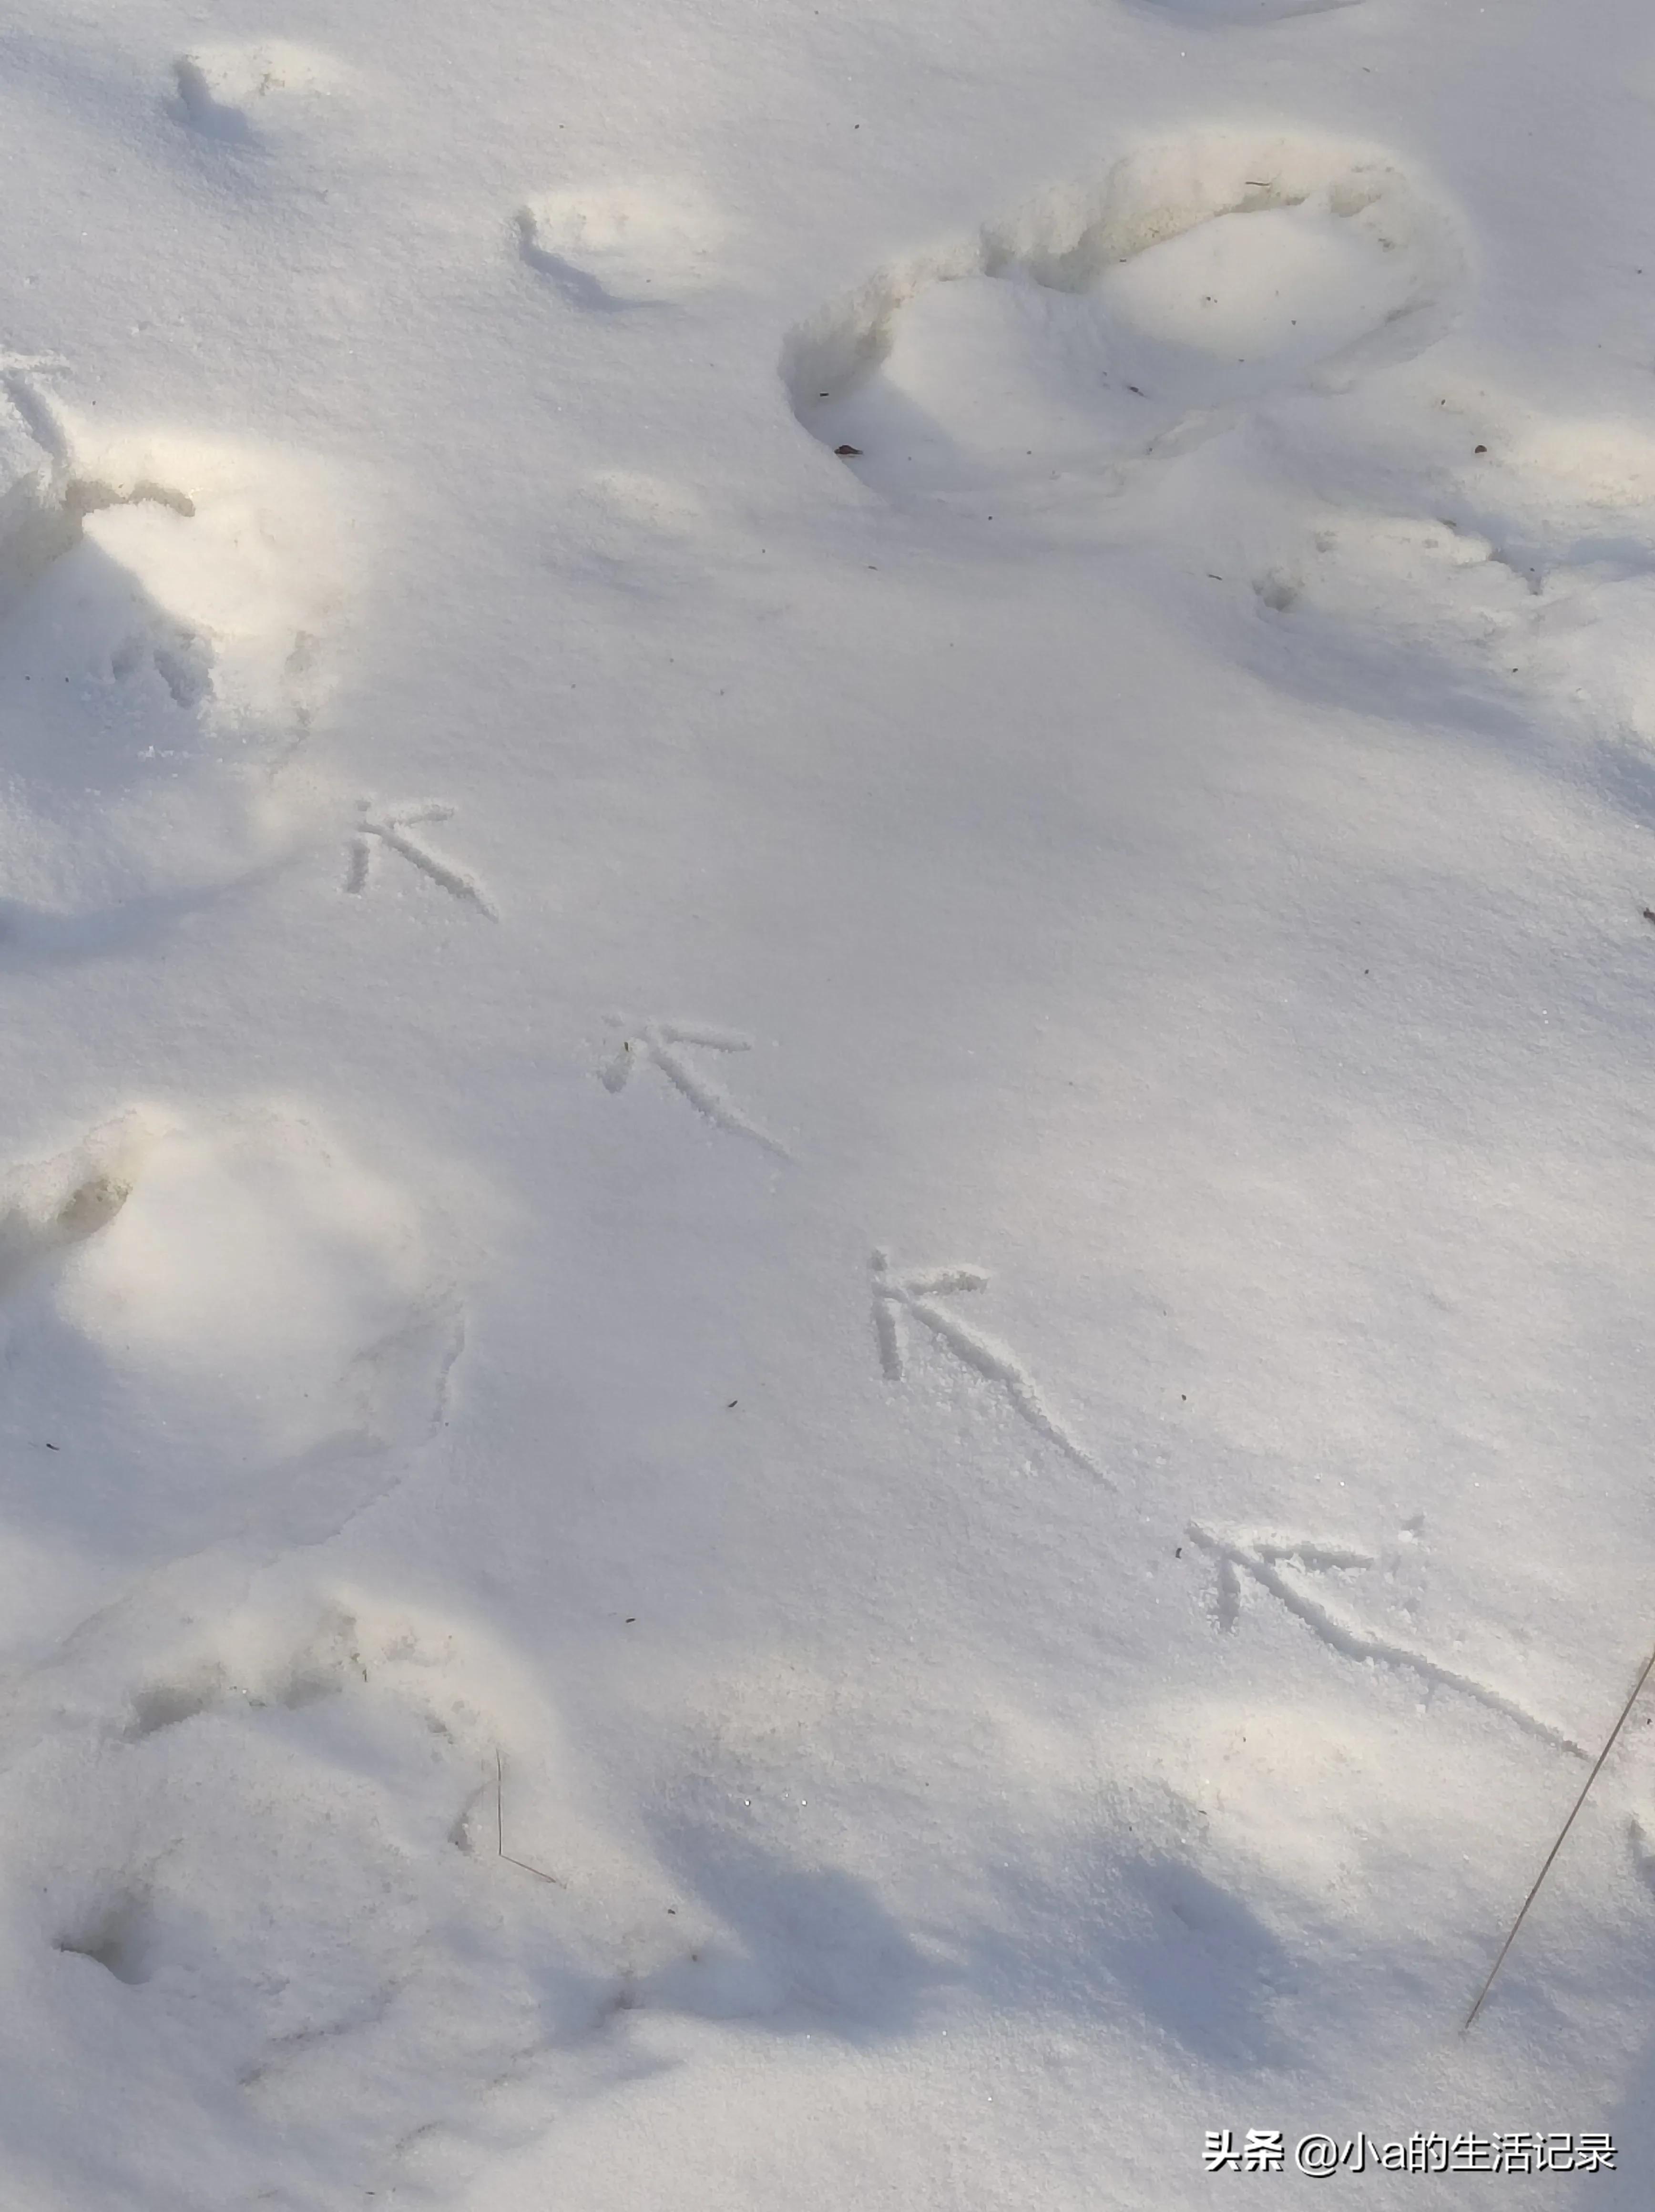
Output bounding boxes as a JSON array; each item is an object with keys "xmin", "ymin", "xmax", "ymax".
[{"xmin": 0, "ymin": 0, "xmax": 1653, "ymax": 2203}]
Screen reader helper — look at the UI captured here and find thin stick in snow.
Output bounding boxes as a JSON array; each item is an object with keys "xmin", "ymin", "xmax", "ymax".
[
  {"xmin": 1464, "ymin": 1639, "xmax": 1655, "ymax": 2030},
  {"xmin": 495, "ymin": 1746, "xmax": 564, "ymax": 1887}
]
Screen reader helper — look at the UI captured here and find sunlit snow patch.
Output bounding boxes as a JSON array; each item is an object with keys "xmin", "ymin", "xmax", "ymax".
[{"xmin": 0, "ymin": 1106, "xmax": 460, "ymax": 1577}]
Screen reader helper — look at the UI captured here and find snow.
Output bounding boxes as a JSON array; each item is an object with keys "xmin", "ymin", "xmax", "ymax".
[{"xmin": 0, "ymin": 0, "xmax": 1652, "ymax": 2203}]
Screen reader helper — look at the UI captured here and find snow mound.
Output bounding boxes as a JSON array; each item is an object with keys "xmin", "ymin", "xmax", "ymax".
[
  {"xmin": 171, "ymin": 42, "xmax": 351, "ymax": 143},
  {"xmin": 1132, "ymin": 0, "xmax": 1363, "ymax": 23},
  {"xmin": 0, "ymin": 1105, "xmax": 460, "ymax": 1607},
  {"xmin": 0, "ymin": 379, "xmax": 349, "ymax": 926},
  {"xmin": 0, "ymin": 1588, "xmax": 618, "ymax": 2212},
  {"xmin": 517, "ymin": 181, "xmax": 728, "ymax": 307}
]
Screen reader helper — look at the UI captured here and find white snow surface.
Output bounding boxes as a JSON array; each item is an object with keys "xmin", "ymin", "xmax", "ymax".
[{"xmin": 0, "ymin": 0, "xmax": 1652, "ymax": 2204}]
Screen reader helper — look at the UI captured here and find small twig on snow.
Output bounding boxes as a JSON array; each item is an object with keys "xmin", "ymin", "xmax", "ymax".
[
  {"xmin": 495, "ymin": 1746, "xmax": 565, "ymax": 1886},
  {"xmin": 1465, "ymin": 1638, "xmax": 1655, "ymax": 2029}
]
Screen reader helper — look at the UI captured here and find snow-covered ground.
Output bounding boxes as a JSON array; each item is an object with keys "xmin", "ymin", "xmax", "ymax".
[{"xmin": 0, "ymin": 0, "xmax": 1652, "ymax": 2202}]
